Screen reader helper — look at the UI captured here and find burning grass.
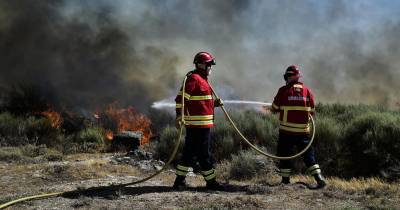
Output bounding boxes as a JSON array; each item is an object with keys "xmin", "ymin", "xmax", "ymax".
[
  {"xmin": 40, "ymin": 107, "xmax": 63, "ymax": 128},
  {"xmin": 0, "ymin": 100, "xmax": 154, "ymax": 155},
  {"xmin": 101, "ymin": 102, "xmax": 152, "ymax": 145}
]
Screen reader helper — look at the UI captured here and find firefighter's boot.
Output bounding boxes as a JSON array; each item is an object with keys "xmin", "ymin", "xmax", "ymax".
[
  {"xmin": 281, "ymin": 177, "xmax": 290, "ymax": 184},
  {"xmin": 173, "ymin": 175, "xmax": 187, "ymax": 190},
  {"xmin": 206, "ymin": 178, "xmax": 223, "ymax": 190},
  {"xmin": 314, "ymin": 173, "xmax": 326, "ymax": 189}
]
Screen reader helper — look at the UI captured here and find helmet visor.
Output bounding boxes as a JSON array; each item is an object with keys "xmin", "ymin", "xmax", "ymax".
[{"xmin": 206, "ymin": 59, "xmax": 216, "ymax": 66}]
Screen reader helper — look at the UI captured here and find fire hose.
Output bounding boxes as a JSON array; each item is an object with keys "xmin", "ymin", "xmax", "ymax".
[{"xmin": 0, "ymin": 75, "xmax": 315, "ymax": 209}]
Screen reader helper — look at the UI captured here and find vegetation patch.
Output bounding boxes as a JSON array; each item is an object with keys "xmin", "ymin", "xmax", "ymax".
[{"xmin": 0, "ymin": 144, "xmax": 63, "ymax": 163}]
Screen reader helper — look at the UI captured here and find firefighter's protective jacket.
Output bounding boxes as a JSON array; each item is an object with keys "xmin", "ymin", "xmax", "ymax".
[
  {"xmin": 271, "ymin": 82, "xmax": 315, "ymax": 135},
  {"xmin": 175, "ymin": 71, "xmax": 214, "ymax": 128}
]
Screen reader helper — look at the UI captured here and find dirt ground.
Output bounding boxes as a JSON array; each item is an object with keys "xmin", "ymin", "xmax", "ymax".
[{"xmin": 1, "ymin": 153, "xmax": 399, "ymax": 210}]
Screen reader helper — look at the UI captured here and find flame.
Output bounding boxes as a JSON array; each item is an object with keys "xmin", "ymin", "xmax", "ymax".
[
  {"xmin": 105, "ymin": 130, "xmax": 114, "ymax": 141},
  {"xmin": 38, "ymin": 103, "xmax": 152, "ymax": 144},
  {"xmin": 41, "ymin": 108, "xmax": 63, "ymax": 128},
  {"xmin": 103, "ymin": 102, "xmax": 152, "ymax": 145}
]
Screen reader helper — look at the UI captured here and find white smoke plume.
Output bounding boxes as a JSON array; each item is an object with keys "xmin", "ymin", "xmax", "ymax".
[{"xmin": 1, "ymin": 0, "xmax": 399, "ymax": 112}]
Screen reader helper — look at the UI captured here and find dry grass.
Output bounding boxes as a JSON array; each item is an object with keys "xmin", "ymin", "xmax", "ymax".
[
  {"xmin": 328, "ymin": 177, "xmax": 396, "ymax": 192},
  {"xmin": 0, "ymin": 145, "xmax": 63, "ymax": 163},
  {"xmin": 1, "ymin": 153, "xmax": 400, "ymax": 210},
  {"xmin": 42, "ymin": 158, "xmax": 141, "ymax": 181},
  {"xmin": 286, "ymin": 175, "xmax": 399, "ymax": 192},
  {"xmin": 0, "ymin": 153, "xmax": 141, "ymax": 196}
]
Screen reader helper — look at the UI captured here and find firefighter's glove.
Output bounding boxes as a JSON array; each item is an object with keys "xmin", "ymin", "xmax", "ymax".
[
  {"xmin": 214, "ymin": 98, "xmax": 224, "ymax": 107},
  {"xmin": 175, "ymin": 115, "xmax": 183, "ymax": 129}
]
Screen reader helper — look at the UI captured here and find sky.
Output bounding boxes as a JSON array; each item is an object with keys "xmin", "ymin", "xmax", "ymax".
[{"xmin": 1, "ymin": 0, "xmax": 400, "ymax": 112}]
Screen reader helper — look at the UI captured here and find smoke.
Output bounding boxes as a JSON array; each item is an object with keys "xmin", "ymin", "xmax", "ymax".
[
  {"xmin": 0, "ymin": 0, "xmax": 180, "ymax": 112},
  {"xmin": 1, "ymin": 0, "xmax": 400, "ymax": 112}
]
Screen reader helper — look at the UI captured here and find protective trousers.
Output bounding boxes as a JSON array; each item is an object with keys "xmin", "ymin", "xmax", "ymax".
[
  {"xmin": 175, "ymin": 128, "xmax": 216, "ymax": 181},
  {"xmin": 277, "ymin": 132, "xmax": 322, "ymax": 177}
]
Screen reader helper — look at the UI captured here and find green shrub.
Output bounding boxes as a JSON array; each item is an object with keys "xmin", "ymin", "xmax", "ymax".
[
  {"xmin": 211, "ymin": 110, "xmax": 279, "ymax": 161},
  {"xmin": 43, "ymin": 149, "xmax": 64, "ymax": 161},
  {"xmin": 0, "ymin": 147, "xmax": 28, "ymax": 163},
  {"xmin": 213, "ymin": 135, "xmax": 236, "ymax": 161},
  {"xmin": 76, "ymin": 127, "xmax": 105, "ymax": 144},
  {"xmin": 25, "ymin": 117, "xmax": 61, "ymax": 146},
  {"xmin": 154, "ymin": 125, "xmax": 182, "ymax": 161},
  {"xmin": 0, "ymin": 112, "xmax": 21, "ymax": 137},
  {"xmin": 316, "ymin": 103, "xmax": 389, "ymax": 125},
  {"xmin": 0, "ymin": 112, "xmax": 61, "ymax": 146},
  {"xmin": 0, "ymin": 144, "xmax": 63, "ymax": 163},
  {"xmin": 57, "ymin": 136, "xmax": 82, "ymax": 155},
  {"xmin": 253, "ymin": 113, "xmax": 279, "ymax": 151},
  {"xmin": 74, "ymin": 127, "xmax": 106, "ymax": 152},
  {"xmin": 342, "ymin": 112, "xmax": 400, "ymax": 178},
  {"xmin": 312, "ymin": 115, "xmax": 344, "ymax": 175},
  {"xmin": 20, "ymin": 144, "xmax": 47, "ymax": 157},
  {"xmin": 211, "ymin": 119, "xmax": 240, "ymax": 161},
  {"xmin": 228, "ymin": 150, "xmax": 276, "ymax": 180},
  {"xmin": 224, "ymin": 110, "xmax": 278, "ymax": 146}
]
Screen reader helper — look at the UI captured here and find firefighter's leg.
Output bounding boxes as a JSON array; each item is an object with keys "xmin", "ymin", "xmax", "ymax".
[
  {"xmin": 277, "ymin": 133, "xmax": 294, "ymax": 184},
  {"xmin": 173, "ymin": 128, "xmax": 195, "ymax": 189},
  {"xmin": 298, "ymin": 135, "xmax": 326, "ymax": 188},
  {"xmin": 195, "ymin": 128, "xmax": 221, "ymax": 190}
]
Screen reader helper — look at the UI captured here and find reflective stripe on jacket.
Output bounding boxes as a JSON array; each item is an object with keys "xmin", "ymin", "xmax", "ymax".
[
  {"xmin": 175, "ymin": 71, "xmax": 214, "ymax": 128},
  {"xmin": 271, "ymin": 82, "xmax": 315, "ymax": 135}
]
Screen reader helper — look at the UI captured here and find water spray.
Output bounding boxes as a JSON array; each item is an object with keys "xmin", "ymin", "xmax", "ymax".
[{"xmin": 151, "ymin": 100, "xmax": 272, "ymax": 109}]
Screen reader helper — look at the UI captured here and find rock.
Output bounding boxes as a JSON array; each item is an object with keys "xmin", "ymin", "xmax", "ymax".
[{"xmin": 111, "ymin": 131, "xmax": 143, "ymax": 152}]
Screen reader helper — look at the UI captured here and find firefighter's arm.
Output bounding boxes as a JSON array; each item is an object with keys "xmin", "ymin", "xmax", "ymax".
[
  {"xmin": 308, "ymin": 88, "xmax": 316, "ymax": 117},
  {"xmin": 271, "ymin": 103, "xmax": 280, "ymax": 113},
  {"xmin": 271, "ymin": 90, "xmax": 281, "ymax": 113},
  {"xmin": 174, "ymin": 77, "xmax": 196, "ymax": 128}
]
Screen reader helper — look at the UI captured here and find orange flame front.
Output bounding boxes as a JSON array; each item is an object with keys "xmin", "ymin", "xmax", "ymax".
[
  {"xmin": 41, "ymin": 108, "xmax": 63, "ymax": 128},
  {"xmin": 105, "ymin": 130, "xmax": 114, "ymax": 141},
  {"xmin": 103, "ymin": 103, "xmax": 152, "ymax": 144}
]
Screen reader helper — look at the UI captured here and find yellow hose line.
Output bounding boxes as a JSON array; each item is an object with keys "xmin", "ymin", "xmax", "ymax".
[
  {"xmin": 0, "ymin": 77, "xmax": 189, "ymax": 209},
  {"xmin": 209, "ymin": 85, "xmax": 316, "ymax": 160},
  {"xmin": 0, "ymin": 192, "xmax": 63, "ymax": 209}
]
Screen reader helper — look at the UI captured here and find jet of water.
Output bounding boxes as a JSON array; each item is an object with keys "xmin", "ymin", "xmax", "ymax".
[{"xmin": 151, "ymin": 100, "xmax": 271, "ymax": 109}]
